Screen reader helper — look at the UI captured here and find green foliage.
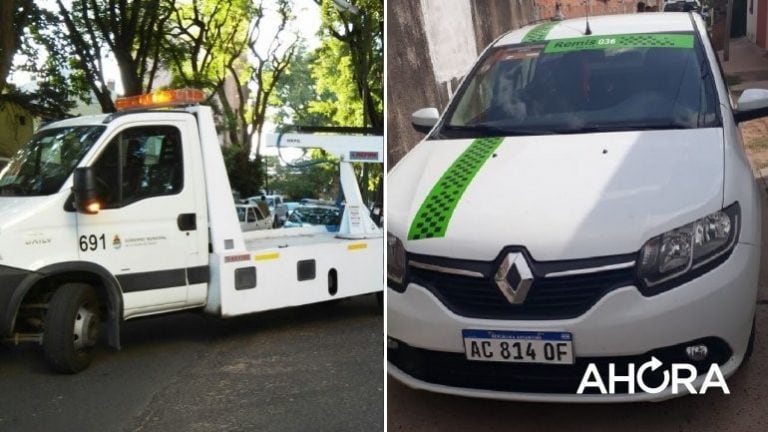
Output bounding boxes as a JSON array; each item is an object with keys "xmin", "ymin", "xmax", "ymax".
[
  {"xmin": 222, "ymin": 145, "xmax": 263, "ymax": 198},
  {"xmin": 266, "ymin": 153, "xmax": 338, "ymax": 201},
  {"xmin": 309, "ymin": 39, "xmax": 364, "ymax": 126},
  {"xmin": 165, "ymin": 0, "xmax": 253, "ymax": 94},
  {"xmin": 313, "ymin": 0, "xmax": 383, "ymax": 129},
  {"xmin": 270, "ymin": 44, "xmax": 334, "ymax": 127},
  {"xmin": 1, "ymin": 1, "xmax": 87, "ymax": 119}
]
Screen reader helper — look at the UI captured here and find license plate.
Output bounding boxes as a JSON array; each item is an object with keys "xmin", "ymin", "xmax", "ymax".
[{"xmin": 462, "ymin": 329, "xmax": 574, "ymax": 364}]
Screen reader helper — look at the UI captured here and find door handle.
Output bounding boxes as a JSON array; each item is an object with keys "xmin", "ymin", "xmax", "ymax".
[{"xmin": 177, "ymin": 213, "xmax": 197, "ymax": 231}]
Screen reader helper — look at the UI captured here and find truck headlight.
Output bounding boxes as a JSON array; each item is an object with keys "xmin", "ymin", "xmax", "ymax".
[
  {"xmin": 387, "ymin": 232, "xmax": 407, "ymax": 291},
  {"xmin": 638, "ymin": 202, "xmax": 739, "ymax": 293}
]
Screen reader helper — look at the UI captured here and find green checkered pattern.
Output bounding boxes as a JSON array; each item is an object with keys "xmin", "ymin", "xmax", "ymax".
[
  {"xmin": 522, "ymin": 22, "xmax": 557, "ymax": 42},
  {"xmin": 407, "ymin": 137, "xmax": 503, "ymax": 241},
  {"xmin": 544, "ymin": 34, "xmax": 694, "ymax": 53}
]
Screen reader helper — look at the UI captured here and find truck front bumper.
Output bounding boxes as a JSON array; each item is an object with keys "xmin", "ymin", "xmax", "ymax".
[{"xmin": 0, "ymin": 264, "xmax": 34, "ymax": 337}]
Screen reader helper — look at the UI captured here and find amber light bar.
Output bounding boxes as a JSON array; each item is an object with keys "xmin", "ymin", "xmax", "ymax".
[{"xmin": 115, "ymin": 88, "xmax": 205, "ymax": 111}]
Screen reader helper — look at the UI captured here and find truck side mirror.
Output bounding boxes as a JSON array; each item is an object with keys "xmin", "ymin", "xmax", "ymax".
[
  {"xmin": 411, "ymin": 107, "xmax": 440, "ymax": 134},
  {"xmin": 73, "ymin": 167, "xmax": 101, "ymax": 214},
  {"xmin": 734, "ymin": 89, "xmax": 768, "ymax": 123}
]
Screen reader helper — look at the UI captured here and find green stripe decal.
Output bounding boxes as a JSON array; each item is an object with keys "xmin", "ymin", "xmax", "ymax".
[
  {"xmin": 522, "ymin": 22, "xmax": 557, "ymax": 42},
  {"xmin": 407, "ymin": 137, "xmax": 503, "ymax": 241},
  {"xmin": 544, "ymin": 34, "xmax": 694, "ymax": 53}
]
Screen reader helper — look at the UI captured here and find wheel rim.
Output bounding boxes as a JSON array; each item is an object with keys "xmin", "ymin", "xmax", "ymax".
[{"xmin": 72, "ymin": 303, "xmax": 99, "ymax": 351}]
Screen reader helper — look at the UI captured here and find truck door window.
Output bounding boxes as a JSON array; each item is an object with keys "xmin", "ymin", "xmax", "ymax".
[
  {"xmin": 247, "ymin": 208, "xmax": 257, "ymax": 223},
  {"xmin": 92, "ymin": 126, "xmax": 183, "ymax": 208}
]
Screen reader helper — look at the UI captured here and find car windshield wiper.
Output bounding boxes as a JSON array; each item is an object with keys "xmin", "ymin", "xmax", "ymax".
[
  {"xmin": 443, "ymin": 123, "xmax": 559, "ymax": 137},
  {"xmin": 557, "ymin": 121, "xmax": 696, "ymax": 134}
]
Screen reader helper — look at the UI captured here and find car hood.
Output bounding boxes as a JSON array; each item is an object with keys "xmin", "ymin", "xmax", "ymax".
[{"xmin": 388, "ymin": 129, "xmax": 724, "ymax": 261}]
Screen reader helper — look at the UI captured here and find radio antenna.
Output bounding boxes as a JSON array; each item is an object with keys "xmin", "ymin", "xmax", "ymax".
[{"xmin": 585, "ymin": 0, "xmax": 592, "ymax": 35}]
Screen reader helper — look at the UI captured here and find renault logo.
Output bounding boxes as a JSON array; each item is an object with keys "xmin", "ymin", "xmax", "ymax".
[{"xmin": 494, "ymin": 252, "xmax": 534, "ymax": 304}]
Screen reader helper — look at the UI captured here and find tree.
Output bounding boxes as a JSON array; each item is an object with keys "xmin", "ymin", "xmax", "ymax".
[
  {"xmin": 267, "ymin": 154, "xmax": 337, "ymax": 201},
  {"xmin": 270, "ymin": 43, "xmax": 334, "ymax": 127},
  {"xmin": 165, "ymin": 0, "xmax": 252, "ymax": 94},
  {"xmin": 1, "ymin": 1, "xmax": 87, "ymax": 120},
  {"xmin": 56, "ymin": 0, "xmax": 173, "ymax": 112},
  {"xmin": 313, "ymin": 0, "xmax": 383, "ymax": 130},
  {"xmin": 244, "ymin": 0, "xmax": 299, "ymax": 158},
  {"xmin": 312, "ymin": 0, "xmax": 383, "ymax": 205}
]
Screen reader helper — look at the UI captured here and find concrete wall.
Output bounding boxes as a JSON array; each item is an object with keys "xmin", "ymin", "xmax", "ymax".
[{"xmin": 387, "ymin": 0, "xmax": 633, "ymax": 166}]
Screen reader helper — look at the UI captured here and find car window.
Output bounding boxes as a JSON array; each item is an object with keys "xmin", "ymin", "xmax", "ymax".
[{"xmin": 441, "ymin": 32, "xmax": 720, "ymax": 138}]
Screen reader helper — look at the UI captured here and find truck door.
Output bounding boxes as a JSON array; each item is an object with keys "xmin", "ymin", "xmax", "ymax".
[{"xmin": 76, "ymin": 120, "xmax": 206, "ymax": 317}]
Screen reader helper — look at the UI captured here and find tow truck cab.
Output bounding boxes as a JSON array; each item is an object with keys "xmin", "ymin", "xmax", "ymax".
[{"xmin": 0, "ymin": 89, "xmax": 383, "ymax": 373}]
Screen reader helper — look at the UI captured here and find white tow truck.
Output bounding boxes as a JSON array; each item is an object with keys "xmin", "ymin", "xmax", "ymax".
[{"xmin": 0, "ymin": 89, "xmax": 383, "ymax": 373}]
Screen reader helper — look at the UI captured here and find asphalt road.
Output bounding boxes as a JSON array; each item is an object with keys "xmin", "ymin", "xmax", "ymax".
[
  {"xmin": 0, "ymin": 295, "xmax": 383, "ymax": 432},
  {"xmin": 387, "ymin": 182, "xmax": 768, "ymax": 432}
]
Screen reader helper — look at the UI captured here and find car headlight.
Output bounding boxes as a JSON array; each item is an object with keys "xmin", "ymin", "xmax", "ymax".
[
  {"xmin": 387, "ymin": 232, "xmax": 407, "ymax": 291},
  {"xmin": 637, "ymin": 202, "xmax": 740, "ymax": 293}
]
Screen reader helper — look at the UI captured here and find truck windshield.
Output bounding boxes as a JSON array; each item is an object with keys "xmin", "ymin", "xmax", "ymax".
[
  {"xmin": 0, "ymin": 126, "xmax": 105, "ymax": 196},
  {"xmin": 439, "ymin": 32, "xmax": 719, "ymax": 138}
]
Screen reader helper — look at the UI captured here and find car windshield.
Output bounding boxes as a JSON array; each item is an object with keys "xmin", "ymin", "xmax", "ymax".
[
  {"xmin": 0, "ymin": 126, "xmax": 105, "ymax": 196},
  {"xmin": 440, "ymin": 32, "xmax": 719, "ymax": 138},
  {"xmin": 288, "ymin": 206, "xmax": 342, "ymax": 226}
]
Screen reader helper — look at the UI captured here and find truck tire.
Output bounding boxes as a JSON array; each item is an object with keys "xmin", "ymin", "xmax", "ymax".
[{"xmin": 43, "ymin": 283, "xmax": 101, "ymax": 373}]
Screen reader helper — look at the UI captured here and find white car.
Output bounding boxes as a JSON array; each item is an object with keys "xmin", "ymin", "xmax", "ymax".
[
  {"xmin": 236, "ymin": 203, "xmax": 273, "ymax": 231},
  {"xmin": 388, "ymin": 13, "xmax": 768, "ymax": 402}
]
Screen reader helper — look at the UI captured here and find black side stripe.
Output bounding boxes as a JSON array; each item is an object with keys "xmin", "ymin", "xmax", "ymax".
[{"xmin": 117, "ymin": 265, "xmax": 210, "ymax": 293}]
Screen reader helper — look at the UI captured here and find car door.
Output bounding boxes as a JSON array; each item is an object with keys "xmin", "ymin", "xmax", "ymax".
[{"xmin": 76, "ymin": 120, "xmax": 204, "ymax": 317}]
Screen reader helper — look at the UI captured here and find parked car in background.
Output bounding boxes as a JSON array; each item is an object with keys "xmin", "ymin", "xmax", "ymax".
[
  {"xmin": 236, "ymin": 203, "xmax": 273, "ymax": 231},
  {"xmin": 283, "ymin": 204, "xmax": 342, "ymax": 231},
  {"xmin": 246, "ymin": 194, "xmax": 288, "ymax": 227},
  {"xmin": 663, "ymin": 0, "xmax": 709, "ymax": 18}
]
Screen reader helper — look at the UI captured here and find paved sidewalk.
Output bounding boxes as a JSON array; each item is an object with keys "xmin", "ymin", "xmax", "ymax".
[{"xmin": 719, "ymin": 37, "xmax": 768, "ymax": 91}]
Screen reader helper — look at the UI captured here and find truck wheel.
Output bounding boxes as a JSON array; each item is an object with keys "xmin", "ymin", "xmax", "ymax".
[{"xmin": 43, "ymin": 284, "xmax": 101, "ymax": 373}]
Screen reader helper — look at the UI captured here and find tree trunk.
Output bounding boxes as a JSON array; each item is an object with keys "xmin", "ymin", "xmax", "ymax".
[{"xmin": 0, "ymin": 0, "xmax": 13, "ymax": 95}]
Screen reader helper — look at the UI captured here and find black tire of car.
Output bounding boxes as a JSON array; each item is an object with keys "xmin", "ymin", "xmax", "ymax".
[{"xmin": 43, "ymin": 283, "xmax": 101, "ymax": 374}]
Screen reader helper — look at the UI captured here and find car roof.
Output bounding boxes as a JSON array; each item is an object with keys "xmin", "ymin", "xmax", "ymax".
[{"xmin": 495, "ymin": 13, "xmax": 697, "ymax": 46}]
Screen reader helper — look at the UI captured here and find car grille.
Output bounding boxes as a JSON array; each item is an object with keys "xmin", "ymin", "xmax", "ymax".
[
  {"xmin": 389, "ymin": 339, "xmax": 731, "ymax": 395},
  {"xmin": 408, "ymin": 249, "xmax": 637, "ymax": 320}
]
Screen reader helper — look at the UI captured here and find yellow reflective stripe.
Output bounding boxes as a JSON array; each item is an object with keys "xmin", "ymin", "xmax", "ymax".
[
  {"xmin": 254, "ymin": 252, "xmax": 280, "ymax": 261},
  {"xmin": 347, "ymin": 242, "xmax": 368, "ymax": 251}
]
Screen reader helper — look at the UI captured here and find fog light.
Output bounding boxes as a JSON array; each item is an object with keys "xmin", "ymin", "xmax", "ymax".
[
  {"xmin": 686, "ymin": 344, "xmax": 709, "ymax": 361},
  {"xmin": 387, "ymin": 337, "xmax": 399, "ymax": 350}
]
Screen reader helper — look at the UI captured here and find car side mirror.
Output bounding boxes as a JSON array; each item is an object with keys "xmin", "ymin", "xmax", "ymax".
[
  {"xmin": 72, "ymin": 167, "xmax": 101, "ymax": 214},
  {"xmin": 734, "ymin": 89, "xmax": 768, "ymax": 123},
  {"xmin": 411, "ymin": 107, "xmax": 440, "ymax": 134}
]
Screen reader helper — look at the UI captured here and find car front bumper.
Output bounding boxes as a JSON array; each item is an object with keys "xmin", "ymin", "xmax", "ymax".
[{"xmin": 387, "ymin": 242, "xmax": 759, "ymax": 402}]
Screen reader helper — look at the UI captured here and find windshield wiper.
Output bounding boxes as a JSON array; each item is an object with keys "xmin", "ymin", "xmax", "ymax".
[
  {"xmin": 558, "ymin": 121, "xmax": 695, "ymax": 134},
  {"xmin": 443, "ymin": 123, "xmax": 559, "ymax": 137}
]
